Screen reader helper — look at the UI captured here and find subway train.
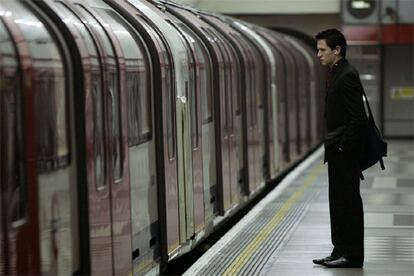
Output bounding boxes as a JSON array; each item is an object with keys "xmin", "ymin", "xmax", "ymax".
[{"xmin": 0, "ymin": 0, "xmax": 325, "ymax": 275}]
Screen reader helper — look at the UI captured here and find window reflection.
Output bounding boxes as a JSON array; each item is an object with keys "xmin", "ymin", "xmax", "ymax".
[
  {"xmin": 17, "ymin": 11, "xmax": 70, "ymax": 173},
  {"xmin": 136, "ymin": 18, "xmax": 175, "ymax": 159},
  {"xmin": 92, "ymin": 74, "xmax": 105, "ymax": 188},
  {"xmin": 75, "ymin": 4, "xmax": 122, "ymax": 181},
  {"xmin": 99, "ymin": 9, "xmax": 152, "ymax": 146},
  {"xmin": 8, "ymin": 4, "xmax": 70, "ymax": 173},
  {"xmin": 0, "ymin": 19, "xmax": 26, "ymax": 223}
]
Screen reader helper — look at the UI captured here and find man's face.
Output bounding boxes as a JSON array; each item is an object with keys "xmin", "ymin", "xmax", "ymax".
[{"xmin": 317, "ymin": 39, "xmax": 336, "ymax": 67}]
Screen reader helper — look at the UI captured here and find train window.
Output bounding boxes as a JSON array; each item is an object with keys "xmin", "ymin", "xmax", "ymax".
[
  {"xmin": 126, "ymin": 71, "xmax": 140, "ymax": 145},
  {"xmin": 186, "ymin": 30, "xmax": 213, "ymax": 126},
  {"xmin": 75, "ymin": 5, "xmax": 123, "ymax": 181},
  {"xmin": 250, "ymin": 48, "xmax": 261, "ymax": 125},
  {"xmin": 230, "ymin": 49, "xmax": 240, "ymax": 118},
  {"xmin": 232, "ymin": 33, "xmax": 255, "ymax": 128},
  {"xmin": 166, "ymin": 52, "xmax": 175, "ymax": 160},
  {"xmin": 91, "ymin": 73, "xmax": 106, "ymax": 188},
  {"xmin": 223, "ymin": 44, "xmax": 233, "ymax": 134},
  {"xmin": 199, "ymin": 56, "xmax": 212, "ymax": 124},
  {"xmin": 95, "ymin": 8, "xmax": 152, "ymax": 146},
  {"xmin": 145, "ymin": 17, "xmax": 177, "ymax": 159},
  {"xmin": 231, "ymin": 33, "xmax": 254, "ymax": 123},
  {"xmin": 188, "ymin": 79, "xmax": 199, "ymax": 149},
  {"xmin": 230, "ymin": 34, "xmax": 248, "ymax": 115},
  {"xmin": 228, "ymin": 45, "xmax": 239, "ymax": 131},
  {"xmin": 273, "ymin": 46, "xmax": 286, "ymax": 105},
  {"xmin": 205, "ymin": 27, "xmax": 229, "ymax": 133},
  {"xmin": 138, "ymin": 64, "xmax": 151, "ymax": 140},
  {"xmin": 198, "ymin": 27, "xmax": 214, "ymax": 124},
  {"xmin": 0, "ymin": 18, "xmax": 27, "ymax": 225},
  {"xmin": 108, "ymin": 70, "xmax": 122, "ymax": 181},
  {"xmin": 251, "ymin": 46, "xmax": 264, "ymax": 111},
  {"xmin": 168, "ymin": 20, "xmax": 199, "ymax": 149},
  {"xmin": 6, "ymin": 1, "xmax": 70, "ymax": 173},
  {"xmin": 56, "ymin": 2, "xmax": 106, "ymax": 189},
  {"xmin": 215, "ymin": 39, "xmax": 228, "ymax": 135},
  {"xmin": 250, "ymin": 63, "xmax": 256, "ymax": 127},
  {"xmin": 259, "ymin": 65, "xmax": 265, "ymax": 110},
  {"xmin": 135, "ymin": 16, "xmax": 176, "ymax": 159},
  {"xmin": 127, "ymin": 64, "xmax": 151, "ymax": 145}
]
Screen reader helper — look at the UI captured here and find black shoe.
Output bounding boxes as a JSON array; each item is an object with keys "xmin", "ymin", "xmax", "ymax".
[
  {"xmin": 312, "ymin": 255, "xmax": 337, "ymax": 265},
  {"xmin": 323, "ymin": 256, "xmax": 363, "ymax": 268}
]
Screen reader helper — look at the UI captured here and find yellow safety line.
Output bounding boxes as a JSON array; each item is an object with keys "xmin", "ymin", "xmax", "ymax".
[{"xmin": 223, "ymin": 162, "xmax": 325, "ymax": 276}]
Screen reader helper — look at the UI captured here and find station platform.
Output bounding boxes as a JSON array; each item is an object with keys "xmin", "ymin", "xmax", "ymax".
[{"xmin": 183, "ymin": 140, "xmax": 414, "ymax": 276}]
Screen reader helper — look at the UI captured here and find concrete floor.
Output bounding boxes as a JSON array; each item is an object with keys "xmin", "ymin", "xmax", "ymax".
[{"xmin": 184, "ymin": 140, "xmax": 414, "ymax": 276}]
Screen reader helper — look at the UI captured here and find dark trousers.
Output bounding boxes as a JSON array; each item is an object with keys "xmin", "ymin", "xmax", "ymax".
[{"xmin": 328, "ymin": 151, "xmax": 364, "ymax": 262}]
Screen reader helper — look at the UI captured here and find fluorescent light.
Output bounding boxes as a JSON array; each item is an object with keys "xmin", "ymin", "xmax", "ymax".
[{"xmin": 352, "ymin": 1, "xmax": 371, "ymax": 9}]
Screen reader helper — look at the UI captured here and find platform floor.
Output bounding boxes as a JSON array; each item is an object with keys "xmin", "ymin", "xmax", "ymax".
[{"xmin": 184, "ymin": 140, "xmax": 414, "ymax": 276}]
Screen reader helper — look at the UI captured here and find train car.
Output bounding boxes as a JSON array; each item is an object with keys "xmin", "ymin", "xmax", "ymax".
[{"xmin": 0, "ymin": 0, "xmax": 324, "ymax": 275}]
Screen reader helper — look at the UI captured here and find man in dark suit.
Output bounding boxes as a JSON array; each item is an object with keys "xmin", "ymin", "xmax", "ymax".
[{"xmin": 312, "ymin": 29, "xmax": 368, "ymax": 268}]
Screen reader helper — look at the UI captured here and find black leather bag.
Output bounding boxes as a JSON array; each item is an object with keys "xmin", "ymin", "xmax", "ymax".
[{"xmin": 359, "ymin": 90, "xmax": 387, "ymax": 172}]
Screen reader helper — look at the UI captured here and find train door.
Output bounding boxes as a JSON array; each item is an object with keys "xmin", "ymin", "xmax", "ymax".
[
  {"xmin": 87, "ymin": 1, "xmax": 162, "ymax": 274},
  {"xmin": 272, "ymin": 45, "xmax": 290, "ymax": 168},
  {"xmin": 285, "ymin": 37, "xmax": 309, "ymax": 155},
  {"xmin": 76, "ymin": 4, "xmax": 134, "ymax": 274},
  {"xmin": 217, "ymin": 34, "xmax": 240, "ymax": 211},
  {"xmin": 114, "ymin": 0, "xmax": 194, "ymax": 257},
  {"xmin": 233, "ymin": 25, "xmax": 267, "ymax": 193},
  {"xmin": 243, "ymin": 40, "xmax": 260, "ymax": 192},
  {"xmin": 239, "ymin": 24, "xmax": 277, "ymax": 182},
  {"xmin": 276, "ymin": 34, "xmax": 300, "ymax": 163},
  {"xmin": 133, "ymin": 0, "xmax": 195, "ymax": 250},
  {"xmin": 165, "ymin": 6, "xmax": 219, "ymax": 224},
  {"xmin": 291, "ymin": 37, "xmax": 320, "ymax": 148},
  {"xmin": 0, "ymin": 1, "xmax": 82, "ymax": 274},
  {"xmin": 284, "ymin": 38, "xmax": 303, "ymax": 158},
  {"xmin": 201, "ymin": 15, "xmax": 246, "ymax": 208},
  {"xmin": 0, "ymin": 10, "xmax": 28, "ymax": 274},
  {"xmin": 202, "ymin": 26, "xmax": 234, "ymax": 213},
  {"xmin": 227, "ymin": 38, "xmax": 243, "ymax": 206},
  {"xmin": 260, "ymin": 31, "xmax": 290, "ymax": 169},
  {"xmin": 38, "ymin": 1, "xmax": 134, "ymax": 273},
  {"xmin": 65, "ymin": 2, "xmax": 132, "ymax": 274},
  {"xmin": 126, "ymin": 13, "xmax": 180, "ymax": 258},
  {"xmin": 159, "ymin": 13, "xmax": 201, "ymax": 241},
  {"xmin": 251, "ymin": 44, "xmax": 267, "ymax": 191},
  {"xmin": 165, "ymin": 11, "xmax": 212, "ymax": 235},
  {"xmin": 226, "ymin": 34, "xmax": 251, "ymax": 196},
  {"xmin": 224, "ymin": 33, "xmax": 255, "ymax": 195}
]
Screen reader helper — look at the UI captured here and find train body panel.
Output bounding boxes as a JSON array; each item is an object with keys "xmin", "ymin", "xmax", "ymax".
[
  {"xmin": 232, "ymin": 21, "xmax": 279, "ymax": 183},
  {"xmin": 127, "ymin": 0, "xmax": 193, "ymax": 253},
  {"xmin": 256, "ymin": 29, "xmax": 289, "ymax": 171},
  {"xmin": 168, "ymin": 6, "xmax": 223, "ymax": 224},
  {"xmin": 287, "ymin": 37, "xmax": 321, "ymax": 149},
  {"xmin": 163, "ymin": 9, "xmax": 209, "ymax": 236},
  {"xmin": 0, "ymin": 0, "xmax": 324, "ymax": 274},
  {"xmin": 197, "ymin": 14, "xmax": 243, "ymax": 213},
  {"xmin": 284, "ymin": 36, "xmax": 310, "ymax": 156}
]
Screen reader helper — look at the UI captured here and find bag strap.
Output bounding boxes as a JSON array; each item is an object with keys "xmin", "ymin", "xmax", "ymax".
[
  {"xmin": 361, "ymin": 88, "xmax": 386, "ymax": 140},
  {"xmin": 361, "ymin": 89, "xmax": 376, "ymax": 124},
  {"xmin": 380, "ymin": 158, "xmax": 385, "ymax": 170}
]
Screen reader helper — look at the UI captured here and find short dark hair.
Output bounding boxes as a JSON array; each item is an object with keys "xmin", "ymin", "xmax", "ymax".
[{"xmin": 315, "ymin": 28, "xmax": 347, "ymax": 58}]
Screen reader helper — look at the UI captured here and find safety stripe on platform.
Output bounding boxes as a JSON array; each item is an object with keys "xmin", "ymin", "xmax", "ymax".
[{"xmin": 184, "ymin": 147, "xmax": 325, "ymax": 276}]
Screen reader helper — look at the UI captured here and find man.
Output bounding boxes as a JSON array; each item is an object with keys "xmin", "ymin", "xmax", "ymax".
[{"xmin": 313, "ymin": 28, "xmax": 368, "ymax": 268}]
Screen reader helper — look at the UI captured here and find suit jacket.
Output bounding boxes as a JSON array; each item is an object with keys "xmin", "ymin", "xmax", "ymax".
[{"xmin": 324, "ymin": 58, "xmax": 368, "ymax": 163}]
